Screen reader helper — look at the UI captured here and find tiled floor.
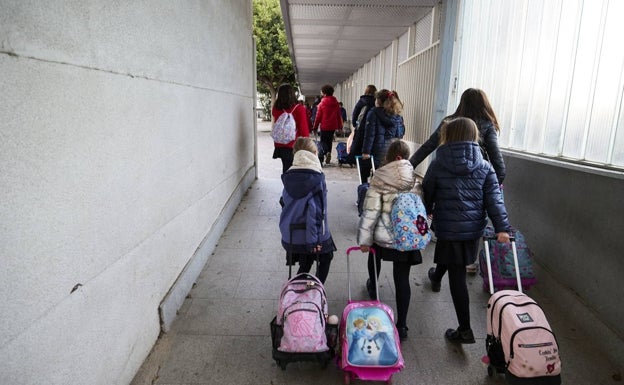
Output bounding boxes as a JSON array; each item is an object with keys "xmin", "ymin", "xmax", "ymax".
[{"xmin": 131, "ymin": 123, "xmax": 622, "ymax": 385}]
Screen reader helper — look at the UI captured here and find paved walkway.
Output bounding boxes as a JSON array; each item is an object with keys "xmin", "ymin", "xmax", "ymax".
[{"xmin": 131, "ymin": 121, "xmax": 620, "ymax": 385}]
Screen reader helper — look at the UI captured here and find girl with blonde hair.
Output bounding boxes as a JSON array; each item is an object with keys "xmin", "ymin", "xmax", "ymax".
[
  {"xmin": 422, "ymin": 117, "xmax": 510, "ymax": 344},
  {"xmin": 361, "ymin": 90, "xmax": 405, "ymax": 169},
  {"xmin": 279, "ymin": 137, "xmax": 336, "ymax": 283}
]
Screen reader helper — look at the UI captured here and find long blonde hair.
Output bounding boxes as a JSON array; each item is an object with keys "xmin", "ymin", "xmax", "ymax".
[{"xmin": 376, "ymin": 89, "xmax": 403, "ymax": 115}]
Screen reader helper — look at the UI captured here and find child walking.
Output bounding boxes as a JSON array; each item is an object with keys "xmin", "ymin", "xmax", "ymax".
[
  {"xmin": 421, "ymin": 117, "xmax": 511, "ymax": 343},
  {"xmin": 279, "ymin": 137, "xmax": 336, "ymax": 283},
  {"xmin": 357, "ymin": 140, "xmax": 423, "ymax": 341}
]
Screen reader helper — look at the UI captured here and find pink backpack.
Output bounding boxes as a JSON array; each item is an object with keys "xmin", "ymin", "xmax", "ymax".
[
  {"xmin": 487, "ymin": 290, "xmax": 561, "ymax": 379},
  {"xmin": 276, "ymin": 273, "xmax": 328, "ymax": 353}
]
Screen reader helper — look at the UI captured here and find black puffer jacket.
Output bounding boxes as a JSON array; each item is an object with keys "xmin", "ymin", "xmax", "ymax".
[
  {"xmin": 362, "ymin": 107, "xmax": 405, "ymax": 168},
  {"xmin": 422, "ymin": 141, "xmax": 510, "ymax": 241},
  {"xmin": 410, "ymin": 118, "xmax": 506, "ymax": 184},
  {"xmin": 351, "ymin": 94, "xmax": 375, "ymax": 128},
  {"xmin": 348, "ymin": 95, "xmax": 376, "ymax": 162}
]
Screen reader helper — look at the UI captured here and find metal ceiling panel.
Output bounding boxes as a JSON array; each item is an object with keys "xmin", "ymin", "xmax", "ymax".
[{"xmin": 280, "ymin": 0, "xmax": 437, "ymax": 95}]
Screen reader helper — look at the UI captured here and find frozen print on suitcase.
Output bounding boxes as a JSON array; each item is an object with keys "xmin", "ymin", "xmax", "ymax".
[
  {"xmin": 346, "ymin": 306, "xmax": 398, "ymax": 366},
  {"xmin": 339, "ymin": 248, "xmax": 404, "ymax": 384}
]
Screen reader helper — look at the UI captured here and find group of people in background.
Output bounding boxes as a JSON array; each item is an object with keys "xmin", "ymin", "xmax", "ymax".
[{"xmin": 273, "ymin": 83, "xmax": 511, "ymax": 345}]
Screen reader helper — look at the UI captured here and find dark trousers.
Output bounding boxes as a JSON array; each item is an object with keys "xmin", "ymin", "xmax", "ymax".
[
  {"xmin": 367, "ymin": 253, "xmax": 412, "ymax": 328},
  {"xmin": 273, "ymin": 147, "xmax": 293, "ymax": 174},
  {"xmin": 356, "ymin": 157, "xmax": 373, "ymax": 184},
  {"xmin": 433, "ymin": 263, "xmax": 471, "ymax": 330},
  {"xmin": 297, "ymin": 253, "xmax": 331, "ymax": 284},
  {"xmin": 319, "ymin": 130, "xmax": 335, "ymax": 160}
]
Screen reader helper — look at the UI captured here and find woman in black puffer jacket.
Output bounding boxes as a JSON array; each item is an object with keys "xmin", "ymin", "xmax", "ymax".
[
  {"xmin": 422, "ymin": 117, "xmax": 511, "ymax": 344},
  {"xmin": 347, "ymin": 85, "xmax": 377, "ymax": 181},
  {"xmin": 412, "ymin": 88, "xmax": 506, "ymax": 274},
  {"xmin": 409, "ymin": 88, "xmax": 506, "ymax": 185}
]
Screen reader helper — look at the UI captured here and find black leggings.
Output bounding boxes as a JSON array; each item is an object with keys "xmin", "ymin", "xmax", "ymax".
[
  {"xmin": 356, "ymin": 157, "xmax": 373, "ymax": 184},
  {"xmin": 319, "ymin": 130, "xmax": 335, "ymax": 158},
  {"xmin": 273, "ymin": 147, "xmax": 294, "ymax": 174},
  {"xmin": 434, "ymin": 263, "xmax": 471, "ymax": 330},
  {"xmin": 368, "ymin": 254, "xmax": 412, "ymax": 328},
  {"xmin": 298, "ymin": 253, "xmax": 332, "ymax": 284}
]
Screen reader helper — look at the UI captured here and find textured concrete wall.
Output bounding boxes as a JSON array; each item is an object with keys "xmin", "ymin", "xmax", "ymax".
[
  {"xmin": 0, "ymin": 1, "xmax": 255, "ymax": 384},
  {"xmin": 502, "ymin": 154, "xmax": 624, "ymax": 343}
]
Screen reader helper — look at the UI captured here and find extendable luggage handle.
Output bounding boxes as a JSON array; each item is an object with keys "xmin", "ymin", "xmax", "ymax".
[
  {"xmin": 482, "ymin": 235, "xmax": 520, "ymax": 295},
  {"xmin": 346, "ymin": 246, "xmax": 377, "ymax": 302},
  {"xmin": 355, "ymin": 155, "xmax": 375, "ymax": 185}
]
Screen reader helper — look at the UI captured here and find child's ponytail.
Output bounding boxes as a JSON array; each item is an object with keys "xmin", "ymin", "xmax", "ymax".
[{"xmin": 376, "ymin": 89, "xmax": 403, "ymax": 115}]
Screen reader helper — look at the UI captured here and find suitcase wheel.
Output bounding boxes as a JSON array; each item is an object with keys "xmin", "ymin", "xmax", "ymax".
[
  {"xmin": 344, "ymin": 372, "xmax": 352, "ymax": 385},
  {"xmin": 487, "ymin": 364, "xmax": 496, "ymax": 377},
  {"xmin": 276, "ymin": 359, "xmax": 287, "ymax": 370}
]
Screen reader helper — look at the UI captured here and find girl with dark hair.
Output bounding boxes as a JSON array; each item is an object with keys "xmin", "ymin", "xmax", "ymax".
[
  {"xmin": 409, "ymin": 88, "xmax": 506, "ymax": 184},
  {"xmin": 410, "ymin": 88, "xmax": 506, "ymax": 274},
  {"xmin": 348, "ymin": 84, "xmax": 377, "ymax": 181},
  {"xmin": 312, "ymin": 84, "xmax": 343, "ymax": 165},
  {"xmin": 272, "ymin": 84, "xmax": 310, "ymax": 173}
]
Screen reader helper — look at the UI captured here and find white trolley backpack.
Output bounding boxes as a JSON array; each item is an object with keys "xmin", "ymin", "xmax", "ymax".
[{"xmin": 483, "ymin": 233, "xmax": 562, "ymax": 384}]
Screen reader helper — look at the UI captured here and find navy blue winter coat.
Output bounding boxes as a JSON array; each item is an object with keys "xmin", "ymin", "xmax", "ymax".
[
  {"xmin": 422, "ymin": 141, "xmax": 510, "ymax": 241},
  {"xmin": 280, "ymin": 161, "xmax": 335, "ymax": 254},
  {"xmin": 362, "ymin": 107, "xmax": 405, "ymax": 168},
  {"xmin": 348, "ymin": 95, "xmax": 375, "ymax": 162},
  {"xmin": 351, "ymin": 94, "xmax": 375, "ymax": 128},
  {"xmin": 410, "ymin": 118, "xmax": 506, "ymax": 184}
]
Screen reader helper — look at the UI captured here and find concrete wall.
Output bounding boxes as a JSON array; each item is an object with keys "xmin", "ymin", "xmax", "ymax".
[
  {"xmin": 0, "ymin": 1, "xmax": 255, "ymax": 384},
  {"xmin": 502, "ymin": 153, "xmax": 624, "ymax": 362}
]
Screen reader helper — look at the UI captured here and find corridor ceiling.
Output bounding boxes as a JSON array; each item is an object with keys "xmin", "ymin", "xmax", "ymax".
[{"xmin": 279, "ymin": 0, "xmax": 438, "ymax": 96}]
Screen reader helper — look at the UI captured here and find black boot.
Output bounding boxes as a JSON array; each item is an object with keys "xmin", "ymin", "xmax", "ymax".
[
  {"xmin": 428, "ymin": 267, "xmax": 441, "ymax": 292},
  {"xmin": 445, "ymin": 327, "xmax": 475, "ymax": 344}
]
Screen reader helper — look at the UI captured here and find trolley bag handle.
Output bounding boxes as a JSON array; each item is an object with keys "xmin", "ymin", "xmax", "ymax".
[
  {"xmin": 355, "ymin": 155, "xmax": 375, "ymax": 185},
  {"xmin": 482, "ymin": 234, "xmax": 518, "ymax": 295},
  {"xmin": 346, "ymin": 246, "xmax": 378, "ymax": 302}
]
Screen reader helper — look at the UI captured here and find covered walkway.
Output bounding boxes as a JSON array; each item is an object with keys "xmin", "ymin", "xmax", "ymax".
[{"xmin": 131, "ymin": 124, "xmax": 619, "ymax": 385}]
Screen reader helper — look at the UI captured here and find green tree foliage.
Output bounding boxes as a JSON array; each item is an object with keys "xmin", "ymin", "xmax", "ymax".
[{"xmin": 253, "ymin": 0, "xmax": 296, "ymax": 105}]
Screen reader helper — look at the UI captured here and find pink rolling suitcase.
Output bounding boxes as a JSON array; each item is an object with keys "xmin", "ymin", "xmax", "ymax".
[
  {"xmin": 482, "ymin": 235, "xmax": 562, "ymax": 384},
  {"xmin": 338, "ymin": 247, "xmax": 404, "ymax": 385}
]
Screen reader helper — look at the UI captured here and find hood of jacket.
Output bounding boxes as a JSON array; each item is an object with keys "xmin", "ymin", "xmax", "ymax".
[
  {"xmin": 359, "ymin": 94, "xmax": 375, "ymax": 108},
  {"xmin": 436, "ymin": 141, "xmax": 483, "ymax": 176},
  {"xmin": 281, "ymin": 150, "xmax": 323, "ymax": 199},
  {"xmin": 370, "ymin": 159, "xmax": 416, "ymax": 193},
  {"xmin": 319, "ymin": 95, "xmax": 340, "ymax": 109},
  {"xmin": 357, "ymin": 159, "xmax": 422, "ymax": 248},
  {"xmin": 289, "ymin": 149, "xmax": 323, "ymax": 172},
  {"xmin": 370, "ymin": 107, "xmax": 393, "ymax": 128}
]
